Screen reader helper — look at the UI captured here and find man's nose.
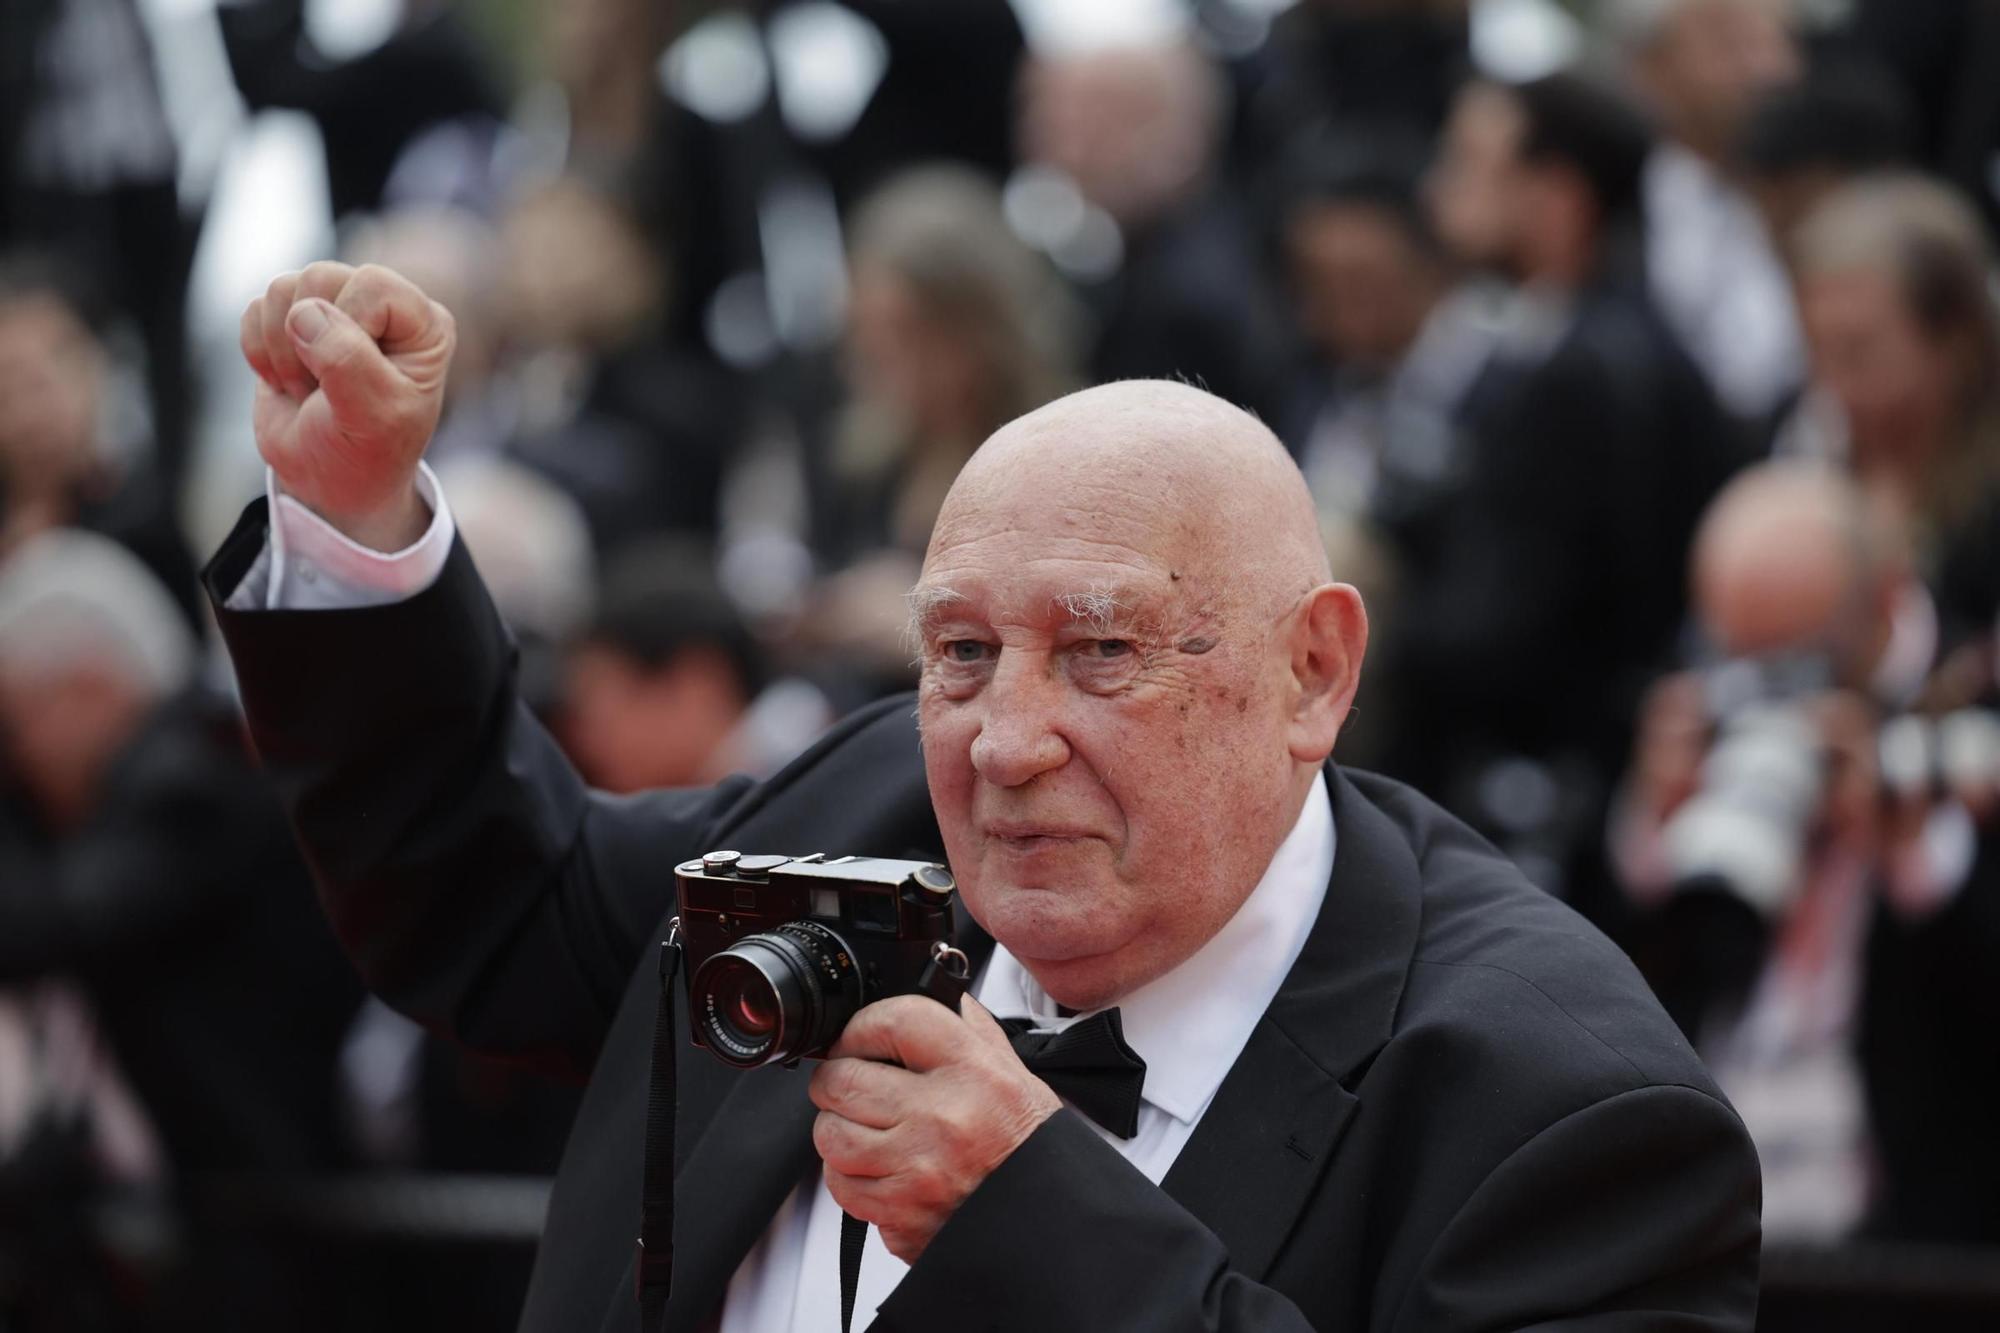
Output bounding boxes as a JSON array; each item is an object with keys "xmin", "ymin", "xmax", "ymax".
[{"xmin": 968, "ymin": 654, "xmax": 1070, "ymax": 788}]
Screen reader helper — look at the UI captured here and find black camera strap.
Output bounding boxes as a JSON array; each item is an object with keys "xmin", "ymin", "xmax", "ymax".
[
  {"xmin": 838, "ymin": 1212, "xmax": 868, "ymax": 1333},
  {"xmin": 637, "ymin": 920, "xmax": 682, "ymax": 1333}
]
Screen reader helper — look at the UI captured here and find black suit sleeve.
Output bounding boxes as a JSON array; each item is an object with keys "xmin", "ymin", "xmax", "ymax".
[
  {"xmin": 206, "ymin": 504, "xmax": 753, "ymax": 1081},
  {"xmin": 882, "ymin": 1084, "xmax": 1757, "ymax": 1332},
  {"xmin": 879, "ymin": 1111, "xmax": 1318, "ymax": 1332},
  {"xmin": 1394, "ymin": 1084, "xmax": 1761, "ymax": 1331}
]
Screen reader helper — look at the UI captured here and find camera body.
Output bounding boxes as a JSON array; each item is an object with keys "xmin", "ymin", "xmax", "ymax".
[{"xmin": 673, "ymin": 851, "xmax": 959, "ymax": 1068}]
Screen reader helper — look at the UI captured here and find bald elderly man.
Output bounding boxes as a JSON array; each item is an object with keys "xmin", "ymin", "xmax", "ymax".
[{"xmin": 205, "ymin": 263, "xmax": 1759, "ymax": 1331}]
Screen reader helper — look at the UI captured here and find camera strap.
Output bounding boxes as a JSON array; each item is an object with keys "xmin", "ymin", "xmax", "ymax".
[
  {"xmin": 638, "ymin": 920, "xmax": 682, "ymax": 1333},
  {"xmin": 834, "ymin": 949, "xmax": 972, "ymax": 1332}
]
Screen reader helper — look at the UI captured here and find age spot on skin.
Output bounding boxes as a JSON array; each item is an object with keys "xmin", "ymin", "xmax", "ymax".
[{"xmin": 1177, "ymin": 636, "xmax": 1216, "ymax": 655}]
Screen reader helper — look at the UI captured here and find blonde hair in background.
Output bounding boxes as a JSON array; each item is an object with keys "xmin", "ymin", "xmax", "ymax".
[{"xmin": 1793, "ymin": 171, "xmax": 2000, "ymax": 540}]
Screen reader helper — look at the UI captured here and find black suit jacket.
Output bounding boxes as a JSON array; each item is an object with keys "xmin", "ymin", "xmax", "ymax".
[
  {"xmin": 206, "ymin": 507, "xmax": 1760, "ymax": 1331},
  {"xmin": 1384, "ymin": 270, "xmax": 1744, "ymax": 808}
]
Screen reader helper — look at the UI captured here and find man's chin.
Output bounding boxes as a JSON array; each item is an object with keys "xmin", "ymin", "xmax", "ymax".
[
  {"xmin": 1012, "ymin": 951, "xmax": 1133, "ymax": 1013},
  {"xmin": 968, "ymin": 888, "xmax": 1115, "ymax": 963}
]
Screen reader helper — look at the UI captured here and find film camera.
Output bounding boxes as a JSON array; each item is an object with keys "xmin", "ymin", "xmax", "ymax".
[{"xmin": 673, "ymin": 851, "xmax": 965, "ymax": 1068}]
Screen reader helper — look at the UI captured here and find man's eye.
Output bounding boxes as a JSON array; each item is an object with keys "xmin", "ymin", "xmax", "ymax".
[
  {"xmin": 941, "ymin": 640, "xmax": 992, "ymax": 664},
  {"xmin": 1089, "ymin": 639, "xmax": 1132, "ymax": 659}
]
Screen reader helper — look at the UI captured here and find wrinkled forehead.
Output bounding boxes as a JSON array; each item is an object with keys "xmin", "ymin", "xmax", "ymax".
[
  {"xmin": 922, "ymin": 440, "xmax": 1228, "ymax": 594},
  {"xmin": 917, "ymin": 382, "xmax": 1321, "ymax": 623},
  {"xmin": 917, "ymin": 508, "xmax": 1206, "ymax": 633}
]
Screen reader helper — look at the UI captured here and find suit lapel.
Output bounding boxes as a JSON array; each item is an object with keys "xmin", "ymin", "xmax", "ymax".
[{"xmin": 1158, "ymin": 766, "xmax": 1422, "ymax": 1278}]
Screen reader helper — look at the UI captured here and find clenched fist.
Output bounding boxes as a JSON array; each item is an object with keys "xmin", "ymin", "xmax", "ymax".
[{"xmin": 240, "ymin": 262, "xmax": 455, "ymax": 550}]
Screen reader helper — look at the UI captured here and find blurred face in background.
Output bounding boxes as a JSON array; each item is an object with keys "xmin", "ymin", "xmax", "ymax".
[
  {"xmin": 1286, "ymin": 199, "xmax": 1444, "ymax": 373},
  {"xmin": 1428, "ymin": 82, "xmax": 1529, "ymax": 273},
  {"xmin": 1751, "ymin": 166, "xmax": 1846, "ymax": 258},
  {"xmin": 499, "ymin": 181, "xmax": 663, "ymax": 353},
  {"xmin": 844, "ymin": 259, "xmax": 989, "ymax": 440},
  {"xmin": 559, "ymin": 641, "xmax": 744, "ymax": 792},
  {"xmin": 1799, "ymin": 266, "xmax": 1962, "ymax": 469},
  {"xmin": 1017, "ymin": 46, "xmax": 1216, "ymax": 231},
  {"xmin": 0, "ymin": 658, "xmax": 146, "ymax": 830},
  {"xmin": 1638, "ymin": 0, "xmax": 1799, "ymax": 160},
  {"xmin": 0, "ymin": 294, "xmax": 99, "ymax": 502}
]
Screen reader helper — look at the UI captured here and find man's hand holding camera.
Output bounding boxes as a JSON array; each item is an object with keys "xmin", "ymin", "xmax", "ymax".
[
  {"xmin": 240, "ymin": 261, "xmax": 454, "ymax": 551},
  {"xmin": 809, "ymin": 994, "xmax": 1060, "ymax": 1263}
]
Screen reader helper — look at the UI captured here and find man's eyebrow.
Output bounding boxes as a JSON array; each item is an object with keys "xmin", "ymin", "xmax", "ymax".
[
  {"xmin": 906, "ymin": 584, "xmax": 971, "ymax": 637},
  {"xmin": 1051, "ymin": 585, "xmax": 1159, "ymax": 636},
  {"xmin": 904, "ymin": 581, "xmax": 1167, "ymax": 637}
]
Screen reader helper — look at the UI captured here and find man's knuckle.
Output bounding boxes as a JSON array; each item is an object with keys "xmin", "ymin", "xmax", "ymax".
[
  {"xmin": 317, "ymin": 331, "xmax": 368, "ymax": 371},
  {"xmin": 301, "ymin": 259, "xmax": 349, "ymax": 287},
  {"xmin": 908, "ymin": 1170, "xmax": 954, "ymax": 1210},
  {"xmin": 383, "ymin": 393, "xmax": 428, "ymax": 432},
  {"xmin": 826, "ymin": 1060, "xmax": 865, "ymax": 1105}
]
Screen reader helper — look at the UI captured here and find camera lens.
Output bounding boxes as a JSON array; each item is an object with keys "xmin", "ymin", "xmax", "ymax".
[
  {"xmin": 689, "ymin": 921, "xmax": 862, "ymax": 1067},
  {"xmin": 712, "ymin": 961, "xmax": 780, "ymax": 1037}
]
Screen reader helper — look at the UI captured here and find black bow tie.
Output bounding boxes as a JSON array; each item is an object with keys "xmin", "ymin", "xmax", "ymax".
[{"xmin": 1000, "ymin": 1009, "xmax": 1148, "ymax": 1139}]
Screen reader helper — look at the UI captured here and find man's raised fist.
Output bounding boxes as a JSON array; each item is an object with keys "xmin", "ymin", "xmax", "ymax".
[{"xmin": 240, "ymin": 262, "xmax": 455, "ymax": 550}]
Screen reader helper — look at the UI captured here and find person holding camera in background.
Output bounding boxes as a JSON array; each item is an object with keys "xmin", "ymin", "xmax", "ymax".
[
  {"xmin": 1617, "ymin": 166, "xmax": 2000, "ymax": 1249},
  {"xmin": 1613, "ymin": 461, "xmax": 2000, "ymax": 1247}
]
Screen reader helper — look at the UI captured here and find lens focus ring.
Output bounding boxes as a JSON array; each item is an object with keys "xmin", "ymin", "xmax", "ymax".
[{"xmin": 689, "ymin": 921, "xmax": 861, "ymax": 1067}]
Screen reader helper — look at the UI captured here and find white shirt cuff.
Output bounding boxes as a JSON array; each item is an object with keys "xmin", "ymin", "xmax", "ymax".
[{"xmin": 224, "ymin": 464, "xmax": 457, "ymax": 612}]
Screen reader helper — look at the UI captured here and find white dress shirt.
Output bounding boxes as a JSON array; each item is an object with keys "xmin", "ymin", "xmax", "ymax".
[{"xmin": 229, "ymin": 480, "xmax": 1340, "ymax": 1328}]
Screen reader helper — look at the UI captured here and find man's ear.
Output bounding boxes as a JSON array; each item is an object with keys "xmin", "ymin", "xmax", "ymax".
[{"xmin": 1287, "ymin": 583, "xmax": 1368, "ymax": 765}]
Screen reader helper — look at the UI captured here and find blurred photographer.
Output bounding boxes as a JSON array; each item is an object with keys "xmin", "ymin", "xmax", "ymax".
[{"xmin": 1614, "ymin": 461, "xmax": 2000, "ymax": 1244}]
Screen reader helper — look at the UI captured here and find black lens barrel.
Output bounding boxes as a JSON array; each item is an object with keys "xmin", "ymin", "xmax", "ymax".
[{"xmin": 689, "ymin": 921, "xmax": 862, "ymax": 1067}]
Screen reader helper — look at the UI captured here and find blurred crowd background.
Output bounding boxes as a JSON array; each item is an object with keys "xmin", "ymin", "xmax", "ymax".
[{"xmin": 4, "ymin": 0, "xmax": 2000, "ymax": 1328}]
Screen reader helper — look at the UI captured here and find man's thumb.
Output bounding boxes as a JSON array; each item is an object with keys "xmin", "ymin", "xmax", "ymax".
[
  {"xmin": 287, "ymin": 298, "xmax": 369, "ymax": 375},
  {"xmin": 959, "ymin": 993, "xmax": 1010, "ymax": 1045},
  {"xmin": 285, "ymin": 298, "xmax": 394, "ymax": 411}
]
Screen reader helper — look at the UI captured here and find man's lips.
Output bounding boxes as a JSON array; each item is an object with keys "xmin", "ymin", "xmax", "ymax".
[{"xmin": 984, "ymin": 823, "xmax": 1102, "ymax": 848}]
